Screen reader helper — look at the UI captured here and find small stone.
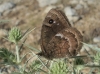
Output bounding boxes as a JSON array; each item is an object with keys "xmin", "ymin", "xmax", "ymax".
[
  {"xmin": 67, "ymin": 16, "xmax": 80, "ymax": 23},
  {"xmin": 79, "ymin": 0, "xmax": 86, "ymax": 5},
  {"xmin": 79, "ymin": 0, "xmax": 88, "ymax": 9},
  {"xmin": 64, "ymin": 6, "xmax": 78, "ymax": 16},
  {"xmin": 87, "ymin": 0, "xmax": 95, "ymax": 4},
  {"xmin": 64, "ymin": 6, "xmax": 80, "ymax": 22},
  {"xmin": 0, "ymin": 2, "xmax": 15, "ymax": 13},
  {"xmin": 69, "ymin": 0, "xmax": 79, "ymax": 4},
  {"xmin": 75, "ymin": 4, "xmax": 83, "ymax": 10},
  {"xmin": 15, "ymin": 20, "xmax": 24, "ymax": 26},
  {"xmin": 3, "ymin": 9, "xmax": 11, "ymax": 16},
  {"xmin": 37, "ymin": 0, "xmax": 59, "ymax": 7},
  {"xmin": 93, "ymin": 36, "xmax": 100, "ymax": 43},
  {"xmin": 72, "ymin": 16, "xmax": 81, "ymax": 22},
  {"xmin": 0, "ymin": 29, "xmax": 7, "ymax": 38}
]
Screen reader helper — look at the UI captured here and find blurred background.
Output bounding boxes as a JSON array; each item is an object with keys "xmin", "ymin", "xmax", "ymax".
[
  {"xmin": 0, "ymin": 0, "xmax": 100, "ymax": 73},
  {"xmin": 0, "ymin": 0, "xmax": 100, "ymax": 47},
  {"xmin": 0, "ymin": 0, "xmax": 100, "ymax": 57},
  {"xmin": 0, "ymin": 0, "xmax": 100, "ymax": 48}
]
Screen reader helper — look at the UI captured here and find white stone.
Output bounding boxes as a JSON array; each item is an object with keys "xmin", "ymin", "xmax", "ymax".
[
  {"xmin": 87, "ymin": 0, "xmax": 95, "ymax": 4},
  {"xmin": 79, "ymin": 0, "xmax": 86, "ymax": 5},
  {"xmin": 72, "ymin": 16, "xmax": 81, "ymax": 22},
  {"xmin": 64, "ymin": 6, "xmax": 78, "ymax": 16},
  {"xmin": 0, "ymin": 2, "xmax": 15, "ymax": 13},
  {"xmin": 79, "ymin": 0, "xmax": 88, "ymax": 9},
  {"xmin": 69, "ymin": 0, "xmax": 79, "ymax": 4},
  {"xmin": 37, "ymin": 0, "xmax": 59, "ymax": 7},
  {"xmin": 93, "ymin": 36, "xmax": 100, "ymax": 43},
  {"xmin": 75, "ymin": 4, "xmax": 83, "ymax": 10}
]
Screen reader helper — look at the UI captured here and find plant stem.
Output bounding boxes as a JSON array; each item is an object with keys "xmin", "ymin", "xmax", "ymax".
[{"xmin": 16, "ymin": 43, "xmax": 20, "ymax": 63}]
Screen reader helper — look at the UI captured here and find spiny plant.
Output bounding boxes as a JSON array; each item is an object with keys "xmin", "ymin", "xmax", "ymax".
[
  {"xmin": 49, "ymin": 59, "xmax": 68, "ymax": 74},
  {"xmin": 1, "ymin": 27, "xmax": 100, "ymax": 74}
]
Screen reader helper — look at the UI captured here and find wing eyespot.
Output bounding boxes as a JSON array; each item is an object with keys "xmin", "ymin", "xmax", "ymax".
[{"xmin": 48, "ymin": 19, "xmax": 54, "ymax": 24}]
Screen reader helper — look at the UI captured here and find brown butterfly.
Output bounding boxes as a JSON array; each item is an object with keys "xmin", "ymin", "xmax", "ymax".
[{"xmin": 38, "ymin": 8, "xmax": 83, "ymax": 60}]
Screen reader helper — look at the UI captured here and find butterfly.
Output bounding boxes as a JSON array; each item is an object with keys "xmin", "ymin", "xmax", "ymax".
[{"xmin": 38, "ymin": 8, "xmax": 83, "ymax": 60}]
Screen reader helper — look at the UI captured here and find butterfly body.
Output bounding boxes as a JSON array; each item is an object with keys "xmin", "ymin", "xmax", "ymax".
[{"xmin": 38, "ymin": 9, "xmax": 83, "ymax": 60}]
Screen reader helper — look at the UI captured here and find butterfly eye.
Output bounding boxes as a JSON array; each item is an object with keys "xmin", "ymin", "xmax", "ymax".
[{"xmin": 48, "ymin": 19, "xmax": 54, "ymax": 24}]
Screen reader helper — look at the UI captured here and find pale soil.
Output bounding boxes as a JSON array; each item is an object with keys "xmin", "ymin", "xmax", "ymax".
[{"xmin": 0, "ymin": 0, "xmax": 100, "ymax": 73}]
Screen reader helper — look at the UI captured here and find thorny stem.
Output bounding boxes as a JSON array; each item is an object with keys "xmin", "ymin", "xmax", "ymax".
[{"xmin": 16, "ymin": 43, "xmax": 20, "ymax": 63}]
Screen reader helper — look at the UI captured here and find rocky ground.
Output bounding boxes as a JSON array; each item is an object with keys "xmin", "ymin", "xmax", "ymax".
[{"xmin": 0, "ymin": 0, "xmax": 100, "ymax": 74}]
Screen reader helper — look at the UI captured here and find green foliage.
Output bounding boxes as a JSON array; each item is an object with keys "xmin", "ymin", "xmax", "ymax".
[
  {"xmin": 94, "ymin": 52, "xmax": 100, "ymax": 63},
  {"xmin": 74, "ymin": 58, "xmax": 84, "ymax": 65},
  {"xmin": 0, "ymin": 20, "xmax": 10, "ymax": 23},
  {"xmin": 82, "ymin": 42, "xmax": 100, "ymax": 52},
  {"xmin": 8, "ymin": 27, "xmax": 22, "ymax": 43},
  {"xmin": 28, "ymin": 60, "xmax": 42, "ymax": 73},
  {"xmin": 30, "ymin": 60, "xmax": 42, "ymax": 71},
  {"xmin": 50, "ymin": 60, "xmax": 68, "ymax": 74},
  {"xmin": 1, "ymin": 27, "xmax": 100, "ymax": 74},
  {"xmin": 0, "ymin": 48, "xmax": 16, "ymax": 65}
]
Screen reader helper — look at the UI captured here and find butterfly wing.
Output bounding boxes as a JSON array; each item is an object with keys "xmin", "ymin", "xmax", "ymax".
[
  {"xmin": 43, "ymin": 28, "xmax": 83, "ymax": 59},
  {"xmin": 40, "ymin": 9, "xmax": 71, "ymax": 56}
]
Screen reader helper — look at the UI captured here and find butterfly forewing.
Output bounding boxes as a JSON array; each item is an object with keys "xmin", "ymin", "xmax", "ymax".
[{"xmin": 40, "ymin": 9, "xmax": 71, "ymax": 54}]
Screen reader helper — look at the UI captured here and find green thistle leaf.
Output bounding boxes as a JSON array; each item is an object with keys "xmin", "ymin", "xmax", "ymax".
[
  {"xmin": 8, "ymin": 27, "xmax": 22, "ymax": 43},
  {"xmin": 0, "ymin": 48, "xmax": 16, "ymax": 65},
  {"xmin": 94, "ymin": 52, "xmax": 100, "ymax": 62},
  {"xmin": 50, "ymin": 60, "xmax": 68, "ymax": 74}
]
